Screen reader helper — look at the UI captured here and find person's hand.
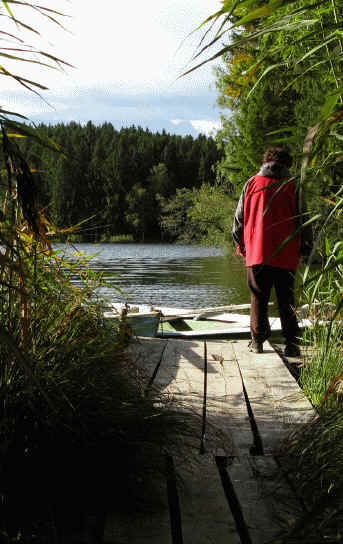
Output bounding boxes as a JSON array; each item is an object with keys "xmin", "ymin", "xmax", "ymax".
[{"xmin": 236, "ymin": 245, "xmax": 246, "ymax": 258}]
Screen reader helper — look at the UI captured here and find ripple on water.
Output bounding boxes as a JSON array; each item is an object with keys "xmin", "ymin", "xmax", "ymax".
[{"xmin": 55, "ymin": 243, "xmax": 249, "ymax": 308}]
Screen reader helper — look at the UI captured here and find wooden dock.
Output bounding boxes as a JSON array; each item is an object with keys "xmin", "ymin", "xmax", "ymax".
[{"xmin": 105, "ymin": 338, "xmax": 316, "ymax": 544}]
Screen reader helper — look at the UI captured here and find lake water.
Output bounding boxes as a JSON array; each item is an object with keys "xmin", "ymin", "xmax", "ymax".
[{"xmin": 57, "ymin": 243, "xmax": 250, "ymax": 309}]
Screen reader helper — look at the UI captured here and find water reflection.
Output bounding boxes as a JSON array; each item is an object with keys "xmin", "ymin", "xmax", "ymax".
[{"xmin": 56, "ymin": 243, "xmax": 250, "ymax": 308}]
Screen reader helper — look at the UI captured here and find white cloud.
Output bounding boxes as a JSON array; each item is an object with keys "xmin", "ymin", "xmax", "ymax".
[
  {"xmin": 190, "ymin": 119, "xmax": 221, "ymax": 136},
  {"xmin": 0, "ymin": 1, "xmax": 224, "ymax": 134},
  {"xmin": 0, "ymin": 0, "xmax": 223, "ymax": 92}
]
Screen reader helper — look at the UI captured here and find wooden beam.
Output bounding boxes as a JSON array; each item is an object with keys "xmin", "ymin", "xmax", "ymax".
[{"xmin": 160, "ymin": 303, "xmax": 273, "ymax": 322}]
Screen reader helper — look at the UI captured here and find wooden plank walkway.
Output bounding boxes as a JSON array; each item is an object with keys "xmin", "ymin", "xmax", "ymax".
[{"xmin": 105, "ymin": 338, "xmax": 316, "ymax": 544}]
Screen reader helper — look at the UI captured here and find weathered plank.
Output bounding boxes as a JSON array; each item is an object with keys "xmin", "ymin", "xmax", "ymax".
[
  {"xmin": 231, "ymin": 339, "xmax": 316, "ymax": 453},
  {"xmin": 251, "ymin": 456, "xmax": 304, "ymax": 533},
  {"xmin": 127, "ymin": 336, "xmax": 169, "ymax": 385},
  {"xmin": 203, "ymin": 340, "xmax": 256, "ymax": 456},
  {"xmin": 104, "ymin": 462, "xmax": 172, "ymax": 544},
  {"xmin": 105, "ymin": 494, "xmax": 172, "ymax": 544},
  {"xmin": 158, "ymin": 339, "xmax": 236, "ymax": 456},
  {"xmin": 105, "ymin": 456, "xmax": 242, "ymax": 544},
  {"xmin": 175, "ymin": 453, "xmax": 241, "ymax": 544},
  {"xmin": 127, "ymin": 337, "xmax": 315, "ymax": 454},
  {"xmin": 156, "ymin": 339, "xmax": 256, "ymax": 456},
  {"xmin": 128, "ymin": 338, "xmax": 257, "ymax": 456},
  {"xmin": 115, "ymin": 336, "xmax": 312, "ymax": 544},
  {"xmin": 226, "ymin": 455, "xmax": 297, "ymax": 544}
]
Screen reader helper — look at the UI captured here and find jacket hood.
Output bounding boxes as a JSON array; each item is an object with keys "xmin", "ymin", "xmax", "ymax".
[{"xmin": 258, "ymin": 161, "xmax": 290, "ymax": 179}]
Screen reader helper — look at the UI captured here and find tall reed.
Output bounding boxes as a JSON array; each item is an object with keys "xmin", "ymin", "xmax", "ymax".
[{"xmin": 0, "ymin": 127, "xmax": 185, "ymax": 541}]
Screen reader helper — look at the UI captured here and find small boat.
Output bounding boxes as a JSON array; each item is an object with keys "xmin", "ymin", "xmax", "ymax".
[
  {"xmin": 155, "ymin": 305, "xmax": 312, "ymax": 339},
  {"xmin": 103, "ymin": 302, "xmax": 312, "ymax": 339},
  {"xmin": 103, "ymin": 303, "xmax": 161, "ymax": 338}
]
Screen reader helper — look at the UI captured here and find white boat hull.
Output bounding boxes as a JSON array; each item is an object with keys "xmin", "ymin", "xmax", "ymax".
[{"xmin": 104, "ymin": 303, "xmax": 311, "ymax": 339}]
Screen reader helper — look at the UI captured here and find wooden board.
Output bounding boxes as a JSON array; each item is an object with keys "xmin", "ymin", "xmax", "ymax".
[
  {"xmin": 154, "ymin": 339, "xmax": 236, "ymax": 456},
  {"xmin": 231, "ymin": 339, "xmax": 316, "ymax": 453},
  {"xmin": 119, "ymin": 337, "xmax": 309, "ymax": 544},
  {"xmin": 105, "ymin": 489, "xmax": 172, "ymax": 544},
  {"xmin": 127, "ymin": 337, "xmax": 168, "ymax": 385},
  {"xmin": 203, "ymin": 340, "xmax": 256, "ymax": 456},
  {"xmin": 175, "ymin": 453, "xmax": 241, "ymax": 544},
  {"xmin": 153, "ymin": 339, "xmax": 259, "ymax": 457},
  {"xmin": 158, "ymin": 303, "xmax": 274, "ymax": 322},
  {"xmin": 251, "ymin": 456, "xmax": 304, "ymax": 532},
  {"xmin": 226, "ymin": 456, "xmax": 290, "ymax": 544},
  {"xmin": 105, "ymin": 455, "xmax": 242, "ymax": 544},
  {"xmin": 127, "ymin": 337, "xmax": 315, "ymax": 455}
]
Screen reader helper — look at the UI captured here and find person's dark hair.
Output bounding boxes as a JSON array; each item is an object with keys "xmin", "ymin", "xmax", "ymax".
[{"xmin": 263, "ymin": 147, "xmax": 292, "ymax": 167}]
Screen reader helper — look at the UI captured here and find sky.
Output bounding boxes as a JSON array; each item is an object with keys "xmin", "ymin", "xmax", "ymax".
[{"xmin": 0, "ymin": 0, "xmax": 226, "ymax": 137}]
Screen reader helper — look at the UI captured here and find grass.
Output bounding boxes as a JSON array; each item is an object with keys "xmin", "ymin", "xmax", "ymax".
[
  {"xmin": 300, "ymin": 321, "xmax": 343, "ymax": 410},
  {"xmin": 276, "ymin": 298, "xmax": 343, "ymax": 542},
  {"xmin": 278, "ymin": 409, "xmax": 343, "ymax": 542}
]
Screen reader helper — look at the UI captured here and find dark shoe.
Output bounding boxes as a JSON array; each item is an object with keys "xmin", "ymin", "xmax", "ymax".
[
  {"xmin": 284, "ymin": 343, "xmax": 301, "ymax": 357},
  {"xmin": 248, "ymin": 340, "xmax": 263, "ymax": 353}
]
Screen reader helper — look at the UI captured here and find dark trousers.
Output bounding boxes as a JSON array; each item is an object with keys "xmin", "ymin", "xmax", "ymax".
[{"xmin": 247, "ymin": 265, "xmax": 300, "ymax": 344}]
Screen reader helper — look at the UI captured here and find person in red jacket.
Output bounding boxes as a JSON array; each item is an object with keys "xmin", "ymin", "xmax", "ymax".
[{"xmin": 232, "ymin": 147, "xmax": 311, "ymax": 356}]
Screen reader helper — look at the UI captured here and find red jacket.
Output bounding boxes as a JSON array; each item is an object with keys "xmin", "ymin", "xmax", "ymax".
[{"xmin": 232, "ymin": 162, "xmax": 301, "ymax": 269}]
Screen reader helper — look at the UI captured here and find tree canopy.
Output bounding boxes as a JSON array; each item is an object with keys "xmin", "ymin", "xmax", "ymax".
[
  {"xmin": 17, "ymin": 122, "xmax": 222, "ymax": 242},
  {"xmin": 193, "ymin": 0, "xmax": 343, "ymax": 245}
]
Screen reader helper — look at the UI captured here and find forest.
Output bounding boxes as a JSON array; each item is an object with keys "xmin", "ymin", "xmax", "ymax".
[{"xmin": 17, "ymin": 122, "xmax": 222, "ymax": 243}]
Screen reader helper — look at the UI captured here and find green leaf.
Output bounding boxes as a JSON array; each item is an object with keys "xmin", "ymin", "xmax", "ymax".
[
  {"xmin": 270, "ymin": 214, "xmax": 321, "ymax": 261},
  {"xmin": 330, "ymin": 131, "xmax": 343, "ymax": 141},
  {"xmin": 0, "ymin": 108, "xmax": 28, "ymax": 120},
  {"xmin": 1, "ymin": 0, "xmax": 14, "ymax": 17},
  {"xmin": 296, "ymin": 34, "xmax": 338, "ymax": 64},
  {"xmin": 270, "ymin": 137, "xmax": 295, "ymax": 144},
  {"xmin": 247, "ymin": 62, "xmax": 286, "ymax": 98},
  {"xmin": 0, "ymin": 66, "xmax": 49, "ymax": 91},
  {"xmin": 319, "ymin": 91, "xmax": 342, "ymax": 120},
  {"xmin": 180, "ymin": 43, "xmax": 233, "ymax": 78},
  {"xmin": 281, "ymin": 59, "xmax": 329, "ymax": 93},
  {"xmin": 266, "ymin": 127, "xmax": 296, "ymax": 135},
  {"xmin": 193, "ymin": 8, "xmax": 227, "ymax": 32},
  {"xmin": 230, "ymin": 0, "xmax": 283, "ymax": 29},
  {"xmin": 2, "ymin": 120, "xmax": 66, "ymax": 154},
  {"xmin": 192, "ymin": 27, "xmax": 230, "ymax": 63},
  {"xmin": 9, "ymin": 16, "xmax": 40, "ymax": 35},
  {"xmin": 194, "ymin": 0, "xmax": 250, "ymax": 30},
  {"xmin": 0, "ymin": 50, "xmax": 57, "ymax": 69}
]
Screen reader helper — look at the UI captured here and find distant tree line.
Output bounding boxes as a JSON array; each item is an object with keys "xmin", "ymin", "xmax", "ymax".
[{"xmin": 18, "ymin": 122, "xmax": 222, "ymax": 242}]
